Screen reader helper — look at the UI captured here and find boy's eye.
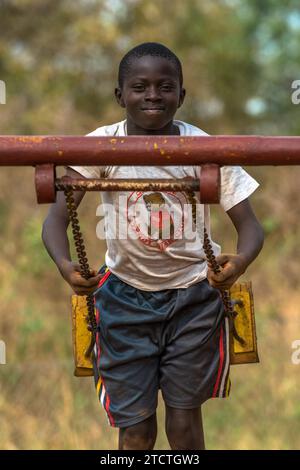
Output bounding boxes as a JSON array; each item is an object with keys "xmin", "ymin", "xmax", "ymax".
[
  {"xmin": 132, "ymin": 85, "xmax": 145, "ymax": 91},
  {"xmin": 160, "ymin": 84, "xmax": 176, "ymax": 92}
]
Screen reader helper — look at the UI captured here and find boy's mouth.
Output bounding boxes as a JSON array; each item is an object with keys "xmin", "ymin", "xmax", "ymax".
[{"xmin": 141, "ymin": 107, "xmax": 165, "ymax": 114}]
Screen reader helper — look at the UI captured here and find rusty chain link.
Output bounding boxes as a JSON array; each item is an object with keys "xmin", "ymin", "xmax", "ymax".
[
  {"xmin": 63, "ymin": 187, "xmax": 97, "ymax": 359},
  {"xmin": 184, "ymin": 189, "xmax": 245, "ymax": 346},
  {"xmin": 203, "ymin": 227, "xmax": 245, "ymax": 345}
]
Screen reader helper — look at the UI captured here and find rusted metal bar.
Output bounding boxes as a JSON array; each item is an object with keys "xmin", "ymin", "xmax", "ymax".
[
  {"xmin": 55, "ymin": 177, "xmax": 200, "ymax": 192},
  {"xmin": 1, "ymin": 135, "xmax": 300, "ymax": 166},
  {"xmin": 35, "ymin": 164, "xmax": 56, "ymax": 204},
  {"xmin": 200, "ymin": 164, "xmax": 220, "ymax": 204}
]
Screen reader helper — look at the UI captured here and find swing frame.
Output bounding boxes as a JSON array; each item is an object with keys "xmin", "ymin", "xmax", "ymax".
[{"xmin": 1, "ymin": 134, "xmax": 298, "ymax": 375}]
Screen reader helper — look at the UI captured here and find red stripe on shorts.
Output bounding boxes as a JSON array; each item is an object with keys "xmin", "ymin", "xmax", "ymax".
[{"xmin": 212, "ymin": 325, "xmax": 224, "ymax": 398}]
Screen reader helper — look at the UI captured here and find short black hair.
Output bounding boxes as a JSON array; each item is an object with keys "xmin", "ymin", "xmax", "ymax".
[{"xmin": 118, "ymin": 42, "xmax": 183, "ymax": 88}]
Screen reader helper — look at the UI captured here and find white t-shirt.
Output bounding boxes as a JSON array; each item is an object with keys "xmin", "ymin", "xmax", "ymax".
[{"xmin": 69, "ymin": 119, "xmax": 259, "ymax": 291}]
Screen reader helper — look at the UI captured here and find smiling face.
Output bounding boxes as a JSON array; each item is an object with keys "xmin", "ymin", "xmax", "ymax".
[{"xmin": 115, "ymin": 56, "xmax": 185, "ymax": 135}]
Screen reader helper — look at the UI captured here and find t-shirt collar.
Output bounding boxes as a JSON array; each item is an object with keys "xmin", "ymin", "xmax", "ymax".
[{"xmin": 121, "ymin": 119, "xmax": 182, "ymax": 136}]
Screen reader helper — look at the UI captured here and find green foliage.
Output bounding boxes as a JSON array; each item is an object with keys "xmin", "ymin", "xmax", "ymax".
[
  {"xmin": 18, "ymin": 215, "xmax": 52, "ymax": 277},
  {"xmin": 261, "ymin": 216, "xmax": 281, "ymax": 235},
  {"xmin": 1, "ymin": 0, "xmax": 300, "ymax": 135}
]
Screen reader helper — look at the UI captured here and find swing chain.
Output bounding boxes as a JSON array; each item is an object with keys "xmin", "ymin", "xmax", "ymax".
[
  {"xmin": 63, "ymin": 187, "xmax": 97, "ymax": 359},
  {"xmin": 184, "ymin": 189, "xmax": 245, "ymax": 346},
  {"xmin": 202, "ymin": 227, "xmax": 245, "ymax": 346}
]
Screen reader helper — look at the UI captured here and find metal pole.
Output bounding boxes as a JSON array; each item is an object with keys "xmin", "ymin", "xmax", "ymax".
[{"xmin": 1, "ymin": 135, "xmax": 300, "ymax": 166}]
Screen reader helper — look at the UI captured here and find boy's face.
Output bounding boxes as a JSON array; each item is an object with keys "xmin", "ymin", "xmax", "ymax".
[{"xmin": 115, "ymin": 56, "xmax": 185, "ymax": 134}]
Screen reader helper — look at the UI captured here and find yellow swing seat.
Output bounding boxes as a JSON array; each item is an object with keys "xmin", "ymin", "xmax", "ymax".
[{"xmin": 71, "ymin": 281, "xmax": 259, "ymax": 377}]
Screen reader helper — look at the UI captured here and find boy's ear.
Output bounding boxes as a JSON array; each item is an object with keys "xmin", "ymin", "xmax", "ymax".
[
  {"xmin": 115, "ymin": 87, "xmax": 126, "ymax": 108},
  {"xmin": 178, "ymin": 88, "xmax": 186, "ymax": 108}
]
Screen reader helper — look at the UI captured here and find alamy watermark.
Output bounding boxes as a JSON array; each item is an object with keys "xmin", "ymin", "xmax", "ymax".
[
  {"xmin": 291, "ymin": 80, "xmax": 300, "ymax": 104},
  {"xmin": 0, "ymin": 340, "xmax": 6, "ymax": 365},
  {"xmin": 291, "ymin": 339, "xmax": 300, "ymax": 365},
  {"xmin": 95, "ymin": 195, "xmax": 204, "ymax": 251},
  {"xmin": 0, "ymin": 80, "xmax": 6, "ymax": 104}
]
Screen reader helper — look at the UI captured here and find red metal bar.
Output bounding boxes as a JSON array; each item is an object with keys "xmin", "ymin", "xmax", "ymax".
[
  {"xmin": 1, "ymin": 135, "xmax": 300, "ymax": 166},
  {"xmin": 35, "ymin": 164, "xmax": 56, "ymax": 204},
  {"xmin": 200, "ymin": 164, "xmax": 220, "ymax": 204}
]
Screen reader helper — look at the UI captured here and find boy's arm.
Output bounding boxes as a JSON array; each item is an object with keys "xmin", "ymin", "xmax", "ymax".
[
  {"xmin": 41, "ymin": 167, "xmax": 102, "ymax": 295},
  {"xmin": 207, "ymin": 198, "xmax": 264, "ymax": 290}
]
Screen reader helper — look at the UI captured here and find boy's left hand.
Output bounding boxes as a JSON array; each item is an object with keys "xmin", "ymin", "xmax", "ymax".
[{"xmin": 207, "ymin": 253, "xmax": 248, "ymax": 291}]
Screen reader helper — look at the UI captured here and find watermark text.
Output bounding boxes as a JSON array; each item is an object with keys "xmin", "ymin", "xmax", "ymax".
[
  {"xmin": 291, "ymin": 80, "xmax": 300, "ymax": 104},
  {"xmin": 0, "ymin": 340, "xmax": 6, "ymax": 365},
  {"xmin": 0, "ymin": 80, "xmax": 6, "ymax": 104},
  {"xmin": 291, "ymin": 339, "xmax": 300, "ymax": 365}
]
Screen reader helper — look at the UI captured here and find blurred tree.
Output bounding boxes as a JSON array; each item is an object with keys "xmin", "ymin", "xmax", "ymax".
[{"xmin": 0, "ymin": 0, "xmax": 300, "ymax": 135}]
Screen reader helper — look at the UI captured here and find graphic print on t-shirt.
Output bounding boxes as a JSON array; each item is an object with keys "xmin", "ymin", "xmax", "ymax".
[{"xmin": 127, "ymin": 191, "xmax": 196, "ymax": 251}]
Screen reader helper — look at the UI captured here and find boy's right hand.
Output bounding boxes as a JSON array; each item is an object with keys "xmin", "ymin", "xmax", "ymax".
[{"xmin": 59, "ymin": 260, "xmax": 103, "ymax": 295}]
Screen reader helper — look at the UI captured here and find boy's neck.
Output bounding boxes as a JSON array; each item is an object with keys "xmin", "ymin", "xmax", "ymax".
[{"xmin": 126, "ymin": 119, "xmax": 180, "ymax": 136}]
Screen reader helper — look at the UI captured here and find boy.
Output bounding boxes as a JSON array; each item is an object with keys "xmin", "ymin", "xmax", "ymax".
[{"xmin": 42, "ymin": 42, "xmax": 264, "ymax": 450}]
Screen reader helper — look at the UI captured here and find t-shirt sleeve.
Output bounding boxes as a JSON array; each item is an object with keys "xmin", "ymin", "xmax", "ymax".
[
  {"xmin": 67, "ymin": 164, "xmax": 102, "ymax": 179},
  {"xmin": 220, "ymin": 166, "xmax": 260, "ymax": 212}
]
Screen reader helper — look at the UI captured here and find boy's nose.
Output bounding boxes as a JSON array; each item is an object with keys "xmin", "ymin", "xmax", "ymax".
[{"xmin": 145, "ymin": 86, "xmax": 161, "ymax": 101}]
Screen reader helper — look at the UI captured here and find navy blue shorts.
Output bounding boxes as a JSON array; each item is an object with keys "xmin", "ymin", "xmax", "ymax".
[{"xmin": 93, "ymin": 264, "xmax": 231, "ymax": 428}]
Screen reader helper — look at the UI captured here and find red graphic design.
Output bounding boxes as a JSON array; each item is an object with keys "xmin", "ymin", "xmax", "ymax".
[{"xmin": 127, "ymin": 191, "xmax": 189, "ymax": 251}]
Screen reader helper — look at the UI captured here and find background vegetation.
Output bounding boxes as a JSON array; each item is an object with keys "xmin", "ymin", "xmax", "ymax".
[{"xmin": 1, "ymin": 0, "xmax": 300, "ymax": 449}]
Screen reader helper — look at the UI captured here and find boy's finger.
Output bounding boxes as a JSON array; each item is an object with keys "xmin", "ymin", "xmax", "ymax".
[
  {"xmin": 215, "ymin": 254, "xmax": 230, "ymax": 266},
  {"xmin": 208, "ymin": 270, "xmax": 227, "ymax": 282},
  {"xmin": 86, "ymin": 273, "xmax": 104, "ymax": 286},
  {"xmin": 73, "ymin": 273, "xmax": 102, "ymax": 287},
  {"xmin": 89, "ymin": 269, "xmax": 100, "ymax": 277}
]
